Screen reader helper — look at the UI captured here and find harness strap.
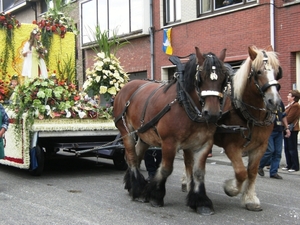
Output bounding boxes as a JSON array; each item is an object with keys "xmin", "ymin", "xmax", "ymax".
[
  {"xmin": 114, "ymin": 82, "xmax": 152, "ymax": 124},
  {"xmin": 138, "ymin": 103, "xmax": 172, "ymax": 133},
  {"xmin": 140, "ymin": 84, "xmax": 165, "ymax": 125}
]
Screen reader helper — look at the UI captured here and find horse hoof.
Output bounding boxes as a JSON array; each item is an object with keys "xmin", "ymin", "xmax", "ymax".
[
  {"xmin": 246, "ymin": 203, "xmax": 263, "ymax": 211},
  {"xmin": 181, "ymin": 183, "xmax": 187, "ymax": 192},
  {"xmin": 196, "ymin": 206, "xmax": 215, "ymax": 215},
  {"xmin": 150, "ymin": 199, "xmax": 164, "ymax": 207},
  {"xmin": 136, "ymin": 197, "xmax": 149, "ymax": 203}
]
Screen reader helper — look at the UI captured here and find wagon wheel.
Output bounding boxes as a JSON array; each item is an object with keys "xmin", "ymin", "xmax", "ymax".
[
  {"xmin": 29, "ymin": 145, "xmax": 45, "ymax": 176},
  {"xmin": 113, "ymin": 150, "xmax": 128, "ymax": 171}
]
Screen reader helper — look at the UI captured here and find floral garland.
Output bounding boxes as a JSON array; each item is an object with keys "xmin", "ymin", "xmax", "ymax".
[
  {"xmin": 0, "ymin": 12, "xmax": 21, "ymax": 81},
  {"xmin": 8, "ymin": 78, "xmax": 114, "ymax": 137},
  {"xmin": 33, "ymin": 6, "xmax": 78, "ymax": 63},
  {"xmin": 83, "ymin": 52, "xmax": 130, "ymax": 101}
]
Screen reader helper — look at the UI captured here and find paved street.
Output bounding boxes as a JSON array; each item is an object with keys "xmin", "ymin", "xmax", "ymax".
[
  {"xmin": 0, "ymin": 146, "xmax": 299, "ymax": 225},
  {"xmin": 205, "ymin": 145, "xmax": 300, "ymax": 177}
]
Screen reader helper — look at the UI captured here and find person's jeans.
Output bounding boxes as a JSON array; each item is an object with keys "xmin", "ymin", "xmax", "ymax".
[{"xmin": 259, "ymin": 131, "xmax": 283, "ymax": 176}]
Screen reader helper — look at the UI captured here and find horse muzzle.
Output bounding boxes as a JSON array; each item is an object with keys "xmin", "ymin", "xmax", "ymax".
[{"xmin": 200, "ymin": 91, "xmax": 223, "ymax": 123}]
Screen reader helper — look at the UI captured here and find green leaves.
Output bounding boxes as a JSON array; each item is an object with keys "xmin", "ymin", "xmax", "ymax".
[{"xmin": 90, "ymin": 26, "xmax": 129, "ymax": 57}]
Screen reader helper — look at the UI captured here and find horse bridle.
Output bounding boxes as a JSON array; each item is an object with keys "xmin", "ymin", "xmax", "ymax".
[
  {"xmin": 194, "ymin": 55, "xmax": 225, "ymax": 104},
  {"xmin": 232, "ymin": 50, "xmax": 279, "ymax": 127},
  {"xmin": 248, "ymin": 51, "xmax": 280, "ymax": 97}
]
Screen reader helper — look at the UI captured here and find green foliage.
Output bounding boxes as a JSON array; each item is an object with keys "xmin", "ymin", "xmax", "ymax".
[
  {"xmin": 90, "ymin": 26, "xmax": 129, "ymax": 58},
  {"xmin": 57, "ymin": 54, "xmax": 76, "ymax": 84},
  {"xmin": 0, "ymin": 12, "xmax": 21, "ymax": 80},
  {"xmin": 8, "ymin": 78, "xmax": 114, "ymax": 132}
]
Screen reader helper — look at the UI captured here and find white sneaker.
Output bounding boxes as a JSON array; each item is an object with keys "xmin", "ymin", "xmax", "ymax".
[
  {"xmin": 288, "ymin": 169, "xmax": 296, "ymax": 172},
  {"xmin": 282, "ymin": 167, "xmax": 289, "ymax": 171}
]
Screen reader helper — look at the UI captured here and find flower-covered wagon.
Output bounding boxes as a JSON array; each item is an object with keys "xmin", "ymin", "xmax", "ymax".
[
  {"xmin": 0, "ymin": 9, "xmax": 131, "ymax": 175},
  {"xmin": 2, "ymin": 78, "xmax": 128, "ymax": 175},
  {"xmin": 1, "ymin": 51, "xmax": 130, "ymax": 176}
]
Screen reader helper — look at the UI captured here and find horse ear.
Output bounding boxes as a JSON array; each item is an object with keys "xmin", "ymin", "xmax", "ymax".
[
  {"xmin": 248, "ymin": 46, "xmax": 257, "ymax": 61},
  {"xmin": 265, "ymin": 45, "xmax": 274, "ymax": 51},
  {"xmin": 219, "ymin": 48, "xmax": 227, "ymax": 62},
  {"xmin": 195, "ymin": 47, "xmax": 205, "ymax": 65}
]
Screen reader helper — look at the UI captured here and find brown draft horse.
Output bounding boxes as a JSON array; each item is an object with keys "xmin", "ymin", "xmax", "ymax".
[
  {"xmin": 183, "ymin": 46, "xmax": 282, "ymax": 214},
  {"xmin": 113, "ymin": 47, "xmax": 228, "ymax": 214},
  {"xmin": 213, "ymin": 45, "xmax": 282, "ymax": 212}
]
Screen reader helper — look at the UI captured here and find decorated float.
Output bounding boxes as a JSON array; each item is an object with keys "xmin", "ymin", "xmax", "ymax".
[{"xmin": 0, "ymin": 10, "xmax": 129, "ymax": 175}]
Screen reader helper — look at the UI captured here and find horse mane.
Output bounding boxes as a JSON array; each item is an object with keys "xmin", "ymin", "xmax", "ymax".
[
  {"xmin": 163, "ymin": 55, "xmax": 197, "ymax": 93},
  {"xmin": 233, "ymin": 46, "xmax": 280, "ymax": 100},
  {"xmin": 184, "ymin": 52, "xmax": 226, "ymax": 93},
  {"xmin": 164, "ymin": 52, "xmax": 227, "ymax": 93},
  {"xmin": 232, "ymin": 57, "xmax": 251, "ymax": 100}
]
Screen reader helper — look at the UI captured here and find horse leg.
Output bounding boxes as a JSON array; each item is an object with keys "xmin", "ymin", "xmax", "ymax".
[
  {"xmin": 121, "ymin": 131, "xmax": 147, "ymax": 200},
  {"xmin": 240, "ymin": 149, "xmax": 264, "ymax": 211},
  {"xmin": 143, "ymin": 142, "xmax": 176, "ymax": 207},
  {"xmin": 135, "ymin": 137, "xmax": 150, "ymax": 167},
  {"xmin": 182, "ymin": 150, "xmax": 194, "ymax": 192},
  {"xmin": 186, "ymin": 143, "xmax": 214, "ymax": 216}
]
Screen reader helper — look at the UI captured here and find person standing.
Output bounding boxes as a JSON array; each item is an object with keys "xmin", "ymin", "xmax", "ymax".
[
  {"xmin": 0, "ymin": 103, "xmax": 9, "ymax": 159},
  {"xmin": 21, "ymin": 27, "xmax": 48, "ymax": 79},
  {"xmin": 283, "ymin": 90, "xmax": 300, "ymax": 172},
  {"xmin": 258, "ymin": 100, "xmax": 290, "ymax": 179},
  {"xmin": 8, "ymin": 75, "xmax": 19, "ymax": 104}
]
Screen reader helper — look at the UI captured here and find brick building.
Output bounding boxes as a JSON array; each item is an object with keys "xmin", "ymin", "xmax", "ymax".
[{"xmin": 2, "ymin": 0, "xmax": 299, "ymax": 104}]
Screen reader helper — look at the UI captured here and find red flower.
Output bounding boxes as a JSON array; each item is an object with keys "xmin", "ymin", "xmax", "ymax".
[
  {"xmin": 32, "ymin": 20, "xmax": 37, "ymax": 24},
  {"xmin": 74, "ymin": 95, "xmax": 80, "ymax": 101},
  {"xmin": 51, "ymin": 25, "xmax": 57, "ymax": 32}
]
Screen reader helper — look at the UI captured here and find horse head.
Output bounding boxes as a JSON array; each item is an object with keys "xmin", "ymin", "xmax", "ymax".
[
  {"xmin": 190, "ymin": 47, "xmax": 228, "ymax": 122},
  {"xmin": 247, "ymin": 45, "xmax": 282, "ymax": 111}
]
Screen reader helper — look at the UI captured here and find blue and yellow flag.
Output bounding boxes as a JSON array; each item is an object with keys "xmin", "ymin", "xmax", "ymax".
[{"xmin": 162, "ymin": 28, "xmax": 173, "ymax": 55}]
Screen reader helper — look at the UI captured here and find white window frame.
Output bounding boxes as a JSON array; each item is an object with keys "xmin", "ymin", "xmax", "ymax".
[
  {"xmin": 164, "ymin": 0, "xmax": 181, "ymax": 25},
  {"xmin": 80, "ymin": 0, "xmax": 150, "ymax": 48},
  {"xmin": 198, "ymin": 0, "xmax": 256, "ymax": 15}
]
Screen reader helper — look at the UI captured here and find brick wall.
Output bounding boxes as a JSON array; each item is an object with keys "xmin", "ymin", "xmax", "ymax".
[{"xmin": 81, "ymin": 0, "xmax": 300, "ymax": 105}]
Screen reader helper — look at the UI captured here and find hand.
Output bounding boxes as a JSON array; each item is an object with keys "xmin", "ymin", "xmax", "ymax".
[
  {"xmin": 284, "ymin": 129, "xmax": 291, "ymax": 138},
  {"xmin": 23, "ymin": 51, "xmax": 31, "ymax": 57}
]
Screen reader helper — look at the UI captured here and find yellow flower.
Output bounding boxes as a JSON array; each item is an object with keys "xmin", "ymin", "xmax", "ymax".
[
  {"xmin": 107, "ymin": 87, "xmax": 116, "ymax": 95},
  {"xmin": 99, "ymin": 86, "xmax": 107, "ymax": 94},
  {"xmin": 95, "ymin": 76, "xmax": 101, "ymax": 83}
]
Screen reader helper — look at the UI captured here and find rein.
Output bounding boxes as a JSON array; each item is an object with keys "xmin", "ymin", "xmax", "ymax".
[{"xmin": 176, "ymin": 71, "xmax": 207, "ymax": 122}]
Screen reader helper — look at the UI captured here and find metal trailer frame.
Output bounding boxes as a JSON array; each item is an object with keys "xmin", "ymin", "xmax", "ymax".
[{"xmin": 29, "ymin": 130, "xmax": 128, "ymax": 176}]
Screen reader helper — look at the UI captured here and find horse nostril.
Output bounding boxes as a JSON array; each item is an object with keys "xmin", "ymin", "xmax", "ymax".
[{"xmin": 203, "ymin": 110, "xmax": 209, "ymax": 117}]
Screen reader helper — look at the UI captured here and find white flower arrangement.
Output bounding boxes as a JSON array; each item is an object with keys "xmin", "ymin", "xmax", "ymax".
[{"xmin": 82, "ymin": 52, "xmax": 129, "ymax": 100}]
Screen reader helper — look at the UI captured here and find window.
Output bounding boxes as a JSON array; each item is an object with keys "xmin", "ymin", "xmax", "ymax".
[
  {"xmin": 81, "ymin": 0, "xmax": 147, "ymax": 46},
  {"xmin": 41, "ymin": 0, "xmax": 53, "ymax": 14},
  {"xmin": 2, "ymin": 0, "xmax": 13, "ymax": 11},
  {"xmin": 164, "ymin": 0, "xmax": 181, "ymax": 25},
  {"xmin": 81, "ymin": 0, "xmax": 97, "ymax": 44},
  {"xmin": 198, "ymin": 0, "xmax": 255, "ymax": 15}
]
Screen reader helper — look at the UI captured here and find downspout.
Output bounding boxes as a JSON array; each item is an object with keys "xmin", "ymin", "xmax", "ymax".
[
  {"xmin": 270, "ymin": 0, "xmax": 275, "ymax": 50},
  {"xmin": 149, "ymin": 0, "xmax": 154, "ymax": 80},
  {"xmin": 29, "ymin": 1, "xmax": 38, "ymax": 21}
]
